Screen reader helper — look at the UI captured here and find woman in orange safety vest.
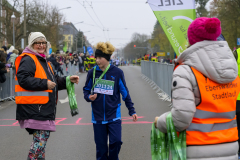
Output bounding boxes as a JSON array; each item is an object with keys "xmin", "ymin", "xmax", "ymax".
[
  {"xmin": 154, "ymin": 17, "xmax": 240, "ymax": 160},
  {"xmin": 15, "ymin": 32, "xmax": 79, "ymax": 160}
]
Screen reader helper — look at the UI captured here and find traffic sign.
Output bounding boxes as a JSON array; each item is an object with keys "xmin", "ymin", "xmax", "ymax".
[
  {"xmin": 237, "ymin": 38, "xmax": 240, "ymax": 45},
  {"xmin": 167, "ymin": 52, "xmax": 170, "ymax": 56},
  {"xmin": 157, "ymin": 52, "xmax": 165, "ymax": 56}
]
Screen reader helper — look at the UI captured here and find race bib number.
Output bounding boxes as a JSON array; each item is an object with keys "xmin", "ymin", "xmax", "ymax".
[{"xmin": 94, "ymin": 79, "xmax": 115, "ymax": 95}]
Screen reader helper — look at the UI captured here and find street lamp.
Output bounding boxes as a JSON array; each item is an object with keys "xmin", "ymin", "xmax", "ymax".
[
  {"xmin": 58, "ymin": 7, "xmax": 71, "ymax": 11},
  {"xmin": 11, "ymin": 12, "xmax": 16, "ymax": 47},
  {"xmin": 73, "ymin": 21, "xmax": 84, "ymax": 25},
  {"xmin": 57, "ymin": 7, "xmax": 71, "ymax": 49}
]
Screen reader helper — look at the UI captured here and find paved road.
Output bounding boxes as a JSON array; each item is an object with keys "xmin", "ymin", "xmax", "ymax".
[{"xmin": 0, "ymin": 66, "xmax": 171, "ymax": 160}]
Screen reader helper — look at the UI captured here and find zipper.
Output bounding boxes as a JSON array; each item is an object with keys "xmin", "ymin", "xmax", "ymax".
[
  {"xmin": 46, "ymin": 60, "xmax": 57, "ymax": 118},
  {"xmin": 38, "ymin": 105, "xmax": 42, "ymax": 112},
  {"xmin": 103, "ymin": 74, "xmax": 106, "ymax": 121}
]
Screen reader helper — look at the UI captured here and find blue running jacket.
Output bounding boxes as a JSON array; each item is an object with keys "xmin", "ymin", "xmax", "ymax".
[{"xmin": 83, "ymin": 65, "xmax": 136, "ymax": 124}]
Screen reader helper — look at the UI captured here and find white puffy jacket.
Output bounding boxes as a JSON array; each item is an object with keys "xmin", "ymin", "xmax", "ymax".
[{"xmin": 157, "ymin": 40, "xmax": 239, "ymax": 160}]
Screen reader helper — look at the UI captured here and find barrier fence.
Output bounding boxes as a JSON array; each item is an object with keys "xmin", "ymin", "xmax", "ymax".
[
  {"xmin": 0, "ymin": 63, "xmax": 79, "ymax": 102},
  {"xmin": 141, "ymin": 61, "xmax": 174, "ymax": 97}
]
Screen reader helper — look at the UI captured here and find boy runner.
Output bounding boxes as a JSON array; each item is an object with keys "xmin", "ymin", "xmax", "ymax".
[{"xmin": 83, "ymin": 42, "xmax": 138, "ymax": 160}]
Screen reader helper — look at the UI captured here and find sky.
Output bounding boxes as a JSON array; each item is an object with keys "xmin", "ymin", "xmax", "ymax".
[
  {"xmin": 44, "ymin": 0, "xmax": 157, "ymax": 50},
  {"xmin": 10, "ymin": 0, "xmax": 213, "ymax": 51}
]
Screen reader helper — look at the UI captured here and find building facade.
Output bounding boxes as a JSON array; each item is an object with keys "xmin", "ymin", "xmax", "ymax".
[{"xmin": 61, "ymin": 22, "xmax": 78, "ymax": 52}]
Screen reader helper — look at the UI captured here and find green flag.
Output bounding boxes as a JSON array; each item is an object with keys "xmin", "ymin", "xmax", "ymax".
[{"xmin": 148, "ymin": 0, "xmax": 196, "ymax": 56}]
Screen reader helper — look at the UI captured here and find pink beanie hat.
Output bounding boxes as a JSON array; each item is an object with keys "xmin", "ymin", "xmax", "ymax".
[{"xmin": 187, "ymin": 17, "xmax": 221, "ymax": 45}]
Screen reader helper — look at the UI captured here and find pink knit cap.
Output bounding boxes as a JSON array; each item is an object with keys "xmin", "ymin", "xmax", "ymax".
[{"xmin": 187, "ymin": 17, "xmax": 222, "ymax": 45}]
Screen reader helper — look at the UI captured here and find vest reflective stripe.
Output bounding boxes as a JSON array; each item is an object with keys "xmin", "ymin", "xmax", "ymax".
[
  {"xmin": 15, "ymin": 80, "xmax": 18, "ymax": 85},
  {"xmin": 187, "ymin": 119, "xmax": 237, "ymax": 132},
  {"xmin": 194, "ymin": 109, "xmax": 235, "ymax": 119},
  {"xmin": 185, "ymin": 67, "xmax": 240, "ymax": 145},
  {"xmin": 15, "ymin": 53, "xmax": 53, "ymax": 104},
  {"xmin": 47, "ymin": 62, "xmax": 54, "ymax": 74},
  {"xmin": 237, "ymin": 48, "xmax": 240, "ymax": 100},
  {"xmin": 15, "ymin": 91, "xmax": 48, "ymax": 97}
]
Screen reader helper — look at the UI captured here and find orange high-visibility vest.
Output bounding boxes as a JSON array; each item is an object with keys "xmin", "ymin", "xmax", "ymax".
[
  {"xmin": 144, "ymin": 55, "xmax": 149, "ymax": 61},
  {"xmin": 186, "ymin": 67, "xmax": 240, "ymax": 145},
  {"xmin": 15, "ymin": 53, "xmax": 54, "ymax": 104}
]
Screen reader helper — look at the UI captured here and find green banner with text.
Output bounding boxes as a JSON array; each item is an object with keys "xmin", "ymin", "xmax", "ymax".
[{"xmin": 148, "ymin": 0, "xmax": 196, "ymax": 56}]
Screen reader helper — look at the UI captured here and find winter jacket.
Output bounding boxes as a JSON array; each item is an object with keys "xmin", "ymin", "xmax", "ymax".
[
  {"xmin": 7, "ymin": 46, "xmax": 15, "ymax": 54},
  {"xmin": 16, "ymin": 50, "xmax": 66, "ymax": 121},
  {"xmin": 0, "ymin": 62, "xmax": 7, "ymax": 83},
  {"xmin": 157, "ymin": 41, "xmax": 239, "ymax": 160},
  {"xmin": 6, "ymin": 52, "xmax": 13, "ymax": 62},
  {"xmin": 83, "ymin": 65, "xmax": 136, "ymax": 123},
  {"xmin": 47, "ymin": 56, "xmax": 58, "ymax": 70},
  {"xmin": 7, "ymin": 53, "xmax": 18, "ymax": 67}
]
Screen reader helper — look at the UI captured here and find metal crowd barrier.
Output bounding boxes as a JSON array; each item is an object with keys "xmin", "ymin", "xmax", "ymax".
[
  {"xmin": 0, "ymin": 69, "xmax": 15, "ymax": 101},
  {"xmin": 0, "ymin": 63, "xmax": 79, "ymax": 102},
  {"xmin": 141, "ymin": 61, "xmax": 174, "ymax": 97},
  {"xmin": 62, "ymin": 63, "xmax": 79, "ymax": 76}
]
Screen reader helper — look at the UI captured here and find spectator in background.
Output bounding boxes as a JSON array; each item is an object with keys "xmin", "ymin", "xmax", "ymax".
[
  {"xmin": 70, "ymin": 56, "xmax": 74, "ymax": 65},
  {"xmin": 7, "ymin": 44, "xmax": 12, "ymax": 50},
  {"xmin": 1, "ymin": 46, "xmax": 7, "ymax": 52},
  {"xmin": 73, "ymin": 53, "xmax": 79, "ymax": 66},
  {"xmin": 47, "ymin": 54, "xmax": 57, "ymax": 71},
  {"xmin": 18, "ymin": 48, "xmax": 23, "ymax": 56},
  {"xmin": 65, "ymin": 55, "xmax": 70, "ymax": 68},
  {"xmin": 0, "ymin": 49, "xmax": 10, "ymax": 83},
  {"xmin": 78, "ymin": 53, "xmax": 84, "ymax": 73},
  {"xmin": 56, "ymin": 50, "xmax": 60, "ymax": 54},
  {"xmin": 56, "ymin": 56, "xmax": 63, "ymax": 76},
  {"xmin": 115, "ymin": 58, "xmax": 119, "ymax": 67},
  {"xmin": 6, "ymin": 46, "xmax": 15, "ymax": 62},
  {"xmin": 149, "ymin": 54, "xmax": 152, "ymax": 61},
  {"xmin": 166, "ymin": 58, "xmax": 170, "ymax": 64},
  {"xmin": 8, "ymin": 49, "xmax": 19, "ymax": 68}
]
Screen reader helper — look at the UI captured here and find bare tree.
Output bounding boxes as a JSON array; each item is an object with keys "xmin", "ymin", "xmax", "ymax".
[
  {"xmin": 0, "ymin": 0, "xmax": 65, "ymax": 49},
  {"xmin": 123, "ymin": 32, "xmax": 150, "ymax": 60}
]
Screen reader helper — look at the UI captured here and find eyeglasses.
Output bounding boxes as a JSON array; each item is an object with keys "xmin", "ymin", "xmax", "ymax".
[{"xmin": 34, "ymin": 42, "xmax": 47, "ymax": 46}]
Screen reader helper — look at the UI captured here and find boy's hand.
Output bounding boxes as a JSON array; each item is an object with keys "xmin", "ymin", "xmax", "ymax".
[
  {"xmin": 154, "ymin": 116, "xmax": 159, "ymax": 128},
  {"xmin": 89, "ymin": 94, "xmax": 97, "ymax": 101},
  {"xmin": 132, "ymin": 114, "xmax": 138, "ymax": 122}
]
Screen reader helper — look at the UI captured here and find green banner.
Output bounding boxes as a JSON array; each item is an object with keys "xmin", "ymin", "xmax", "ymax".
[
  {"xmin": 148, "ymin": 0, "xmax": 196, "ymax": 56},
  {"xmin": 63, "ymin": 41, "xmax": 68, "ymax": 53}
]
